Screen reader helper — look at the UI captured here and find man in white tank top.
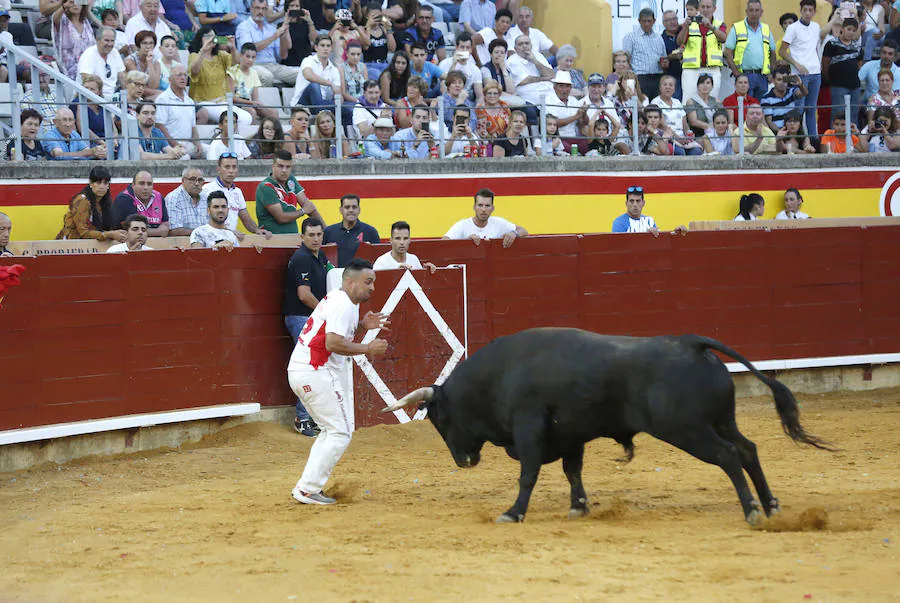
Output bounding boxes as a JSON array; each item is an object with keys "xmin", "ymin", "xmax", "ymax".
[{"xmin": 288, "ymin": 258, "xmax": 389, "ymax": 505}]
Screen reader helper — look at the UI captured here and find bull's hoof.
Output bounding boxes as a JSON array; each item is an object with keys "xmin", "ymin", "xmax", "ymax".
[
  {"xmin": 765, "ymin": 499, "xmax": 781, "ymax": 517},
  {"xmin": 495, "ymin": 513, "xmax": 524, "ymax": 524},
  {"xmin": 746, "ymin": 508, "xmax": 764, "ymax": 526},
  {"xmin": 568, "ymin": 507, "xmax": 589, "ymax": 520}
]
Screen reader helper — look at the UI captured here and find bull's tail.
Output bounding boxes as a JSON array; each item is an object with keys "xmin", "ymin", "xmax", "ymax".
[{"xmin": 683, "ymin": 335, "xmax": 835, "ymax": 451}]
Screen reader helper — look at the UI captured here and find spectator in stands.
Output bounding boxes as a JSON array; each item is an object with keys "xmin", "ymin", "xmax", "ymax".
[
  {"xmin": 160, "ymin": 0, "xmax": 199, "ymax": 31},
  {"xmin": 724, "ymin": 0, "xmax": 776, "ymax": 102},
  {"xmin": 859, "ymin": 0, "xmax": 885, "ymax": 61},
  {"xmin": 507, "ymin": 5, "xmax": 556, "ymax": 63},
  {"xmin": 408, "ymin": 42, "xmax": 441, "ymax": 102},
  {"xmin": 202, "ymin": 152, "xmax": 269, "ymax": 236},
  {"xmin": 677, "ymin": 0, "xmax": 727, "ymax": 101},
  {"xmin": 741, "ymin": 102, "xmax": 778, "ymax": 153},
  {"xmin": 623, "ymin": 8, "xmax": 668, "ymax": 101},
  {"xmin": 436, "ymin": 70, "xmax": 477, "ymax": 130},
  {"xmin": 395, "ymin": 75, "xmax": 428, "ymax": 128},
  {"xmin": 646, "ymin": 104, "xmax": 688, "ymax": 155},
  {"xmin": 312, "ymin": 110, "xmax": 350, "ymax": 158},
  {"xmin": 248, "ymin": 116, "xmax": 286, "ymax": 158},
  {"xmin": 859, "ymin": 40, "xmax": 899, "ymax": 102},
  {"xmin": 722, "ymin": 73, "xmax": 757, "ymax": 123},
  {"xmin": 820, "ymin": 112, "xmax": 866, "ymax": 152},
  {"xmin": 111, "ymin": 70, "xmax": 150, "ymax": 115},
  {"xmin": 342, "ymin": 41, "xmax": 371, "ymax": 124},
  {"xmin": 56, "ymin": 166, "xmax": 125, "ymax": 242},
  {"xmin": 554, "ymin": 44, "xmax": 587, "ymax": 100},
  {"xmin": 71, "ymin": 75, "xmax": 113, "ymax": 146},
  {"xmin": 364, "ymin": 116, "xmax": 403, "ymax": 158},
  {"xmin": 0, "ymin": 212, "xmax": 12, "ymax": 257},
  {"xmin": 545, "ymin": 71, "xmax": 588, "ymax": 154},
  {"xmin": 323, "ymin": 193, "xmax": 380, "ymax": 266},
  {"xmin": 236, "ymin": 0, "xmax": 294, "ymax": 86},
  {"xmin": 284, "ymin": 105, "xmax": 315, "ymax": 158},
  {"xmin": 507, "ymin": 34, "xmax": 553, "ymax": 122},
  {"xmin": 472, "ymin": 8, "xmax": 514, "ymax": 69},
  {"xmin": 228, "ymin": 42, "xmax": 278, "ymax": 121},
  {"xmin": 760, "ymin": 64, "xmax": 807, "ymax": 133},
  {"xmin": 776, "ymin": 187, "xmax": 810, "ymax": 219},
  {"xmin": 475, "ymin": 80, "xmax": 511, "ymax": 140},
  {"xmin": 444, "ymin": 188, "xmax": 526, "ymax": 247},
  {"xmin": 155, "ymin": 63, "xmax": 206, "ymax": 158},
  {"xmin": 361, "ymin": 2, "xmax": 396, "ymax": 74},
  {"xmin": 492, "ymin": 109, "xmax": 535, "ymax": 157},
  {"xmin": 53, "ymin": 0, "xmax": 95, "ymax": 81},
  {"xmin": 131, "ymin": 101, "xmax": 189, "ymax": 159},
  {"xmin": 776, "ymin": 109, "xmax": 815, "ymax": 153},
  {"xmin": 197, "ymin": 0, "xmax": 238, "ymax": 36},
  {"xmin": 78, "ymin": 27, "xmax": 127, "ymax": 98},
  {"xmin": 282, "ymin": 216, "xmax": 328, "ymax": 436},
  {"xmin": 862, "ymin": 106, "xmax": 900, "ymax": 152},
  {"xmin": 113, "ymin": 170, "xmax": 170, "ymax": 236},
  {"xmin": 189, "ymin": 27, "xmax": 253, "ymax": 125},
  {"xmin": 402, "ymin": 5, "xmax": 445, "ymax": 62},
  {"xmin": 700, "ymin": 108, "xmax": 737, "ymax": 154},
  {"xmin": 613, "ymin": 186, "xmax": 660, "ymax": 235},
  {"xmin": 607, "ymin": 50, "xmax": 632, "ymax": 86},
  {"xmin": 207, "ymin": 113, "xmax": 253, "ymax": 159},
  {"xmin": 166, "ymin": 166, "xmax": 208, "ymax": 236},
  {"xmin": 5, "ymin": 109, "xmax": 48, "ymax": 161},
  {"xmin": 373, "ymin": 220, "xmax": 437, "ymax": 271},
  {"xmin": 22, "ymin": 62, "xmax": 61, "ymax": 135},
  {"xmin": 481, "ymin": 39, "xmax": 514, "ymax": 95},
  {"xmin": 661, "ymin": 10, "xmax": 683, "ymax": 100},
  {"xmin": 329, "ymin": 8, "xmax": 367, "ymax": 62},
  {"xmin": 652, "ymin": 74, "xmax": 689, "ymax": 139},
  {"xmin": 866, "ymin": 70, "xmax": 900, "ymax": 128},
  {"xmin": 734, "ymin": 193, "xmax": 765, "ymax": 220},
  {"xmin": 157, "ymin": 34, "xmax": 182, "ymax": 91},
  {"xmin": 106, "ymin": 214, "xmax": 154, "ymax": 252},
  {"xmin": 459, "ymin": 0, "xmax": 495, "ymax": 37},
  {"xmin": 283, "ymin": 0, "xmax": 317, "ymax": 69},
  {"xmin": 585, "ymin": 118, "xmax": 619, "ymax": 156},
  {"xmin": 395, "ymin": 105, "xmax": 434, "ymax": 158},
  {"xmin": 380, "ymin": 50, "xmax": 411, "ymax": 106},
  {"xmin": 125, "ymin": 30, "xmax": 163, "ymax": 100},
  {"xmin": 538, "ymin": 113, "xmax": 565, "ymax": 156},
  {"xmin": 124, "ymin": 0, "xmax": 173, "ymax": 51},
  {"xmin": 0, "ymin": 10, "xmax": 10, "ymax": 83},
  {"xmin": 780, "ymin": 0, "xmax": 824, "ymax": 139},
  {"xmin": 44, "ymin": 108, "xmax": 108, "ymax": 161},
  {"xmin": 255, "ymin": 150, "xmax": 323, "ymax": 234},
  {"xmin": 776, "ymin": 12, "xmax": 796, "ymax": 55},
  {"xmin": 584, "ymin": 73, "xmax": 621, "ymax": 135},
  {"xmin": 36, "ymin": 0, "xmax": 58, "ymax": 42},
  {"xmin": 190, "ymin": 191, "xmax": 241, "ymax": 249},
  {"xmin": 443, "ymin": 105, "xmax": 482, "ymax": 154},
  {"xmin": 100, "ymin": 9, "xmax": 129, "ymax": 52},
  {"xmin": 290, "ymin": 34, "xmax": 341, "ymax": 111},
  {"xmin": 822, "ymin": 18, "xmax": 863, "ymax": 127},
  {"xmin": 439, "ymin": 33, "xmax": 484, "ymax": 107},
  {"xmin": 353, "ymin": 79, "xmax": 393, "ymax": 137},
  {"xmin": 613, "ymin": 71, "xmax": 649, "ymax": 131},
  {"xmin": 633, "ymin": 110, "xmax": 669, "ymax": 155}
]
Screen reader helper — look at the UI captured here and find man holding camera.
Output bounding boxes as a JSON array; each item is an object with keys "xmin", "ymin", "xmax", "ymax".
[
  {"xmin": 760, "ymin": 63, "xmax": 807, "ymax": 133},
  {"xmin": 395, "ymin": 106, "xmax": 434, "ymax": 158},
  {"xmin": 438, "ymin": 33, "xmax": 484, "ymax": 108},
  {"xmin": 236, "ymin": 0, "xmax": 296, "ymax": 86},
  {"xmin": 677, "ymin": 0, "xmax": 728, "ymax": 101}
]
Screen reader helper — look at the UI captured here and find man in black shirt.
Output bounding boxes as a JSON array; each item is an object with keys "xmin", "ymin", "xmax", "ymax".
[
  {"xmin": 283, "ymin": 217, "xmax": 332, "ymax": 436},
  {"xmin": 323, "ymin": 194, "xmax": 381, "ymax": 267}
]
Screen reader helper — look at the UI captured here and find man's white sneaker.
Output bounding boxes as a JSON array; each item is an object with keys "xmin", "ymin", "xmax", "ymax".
[{"xmin": 292, "ymin": 488, "xmax": 336, "ymax": 505}]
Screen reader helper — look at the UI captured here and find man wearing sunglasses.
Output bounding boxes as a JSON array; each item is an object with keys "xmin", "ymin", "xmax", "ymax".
[{"xmin": 612, "ymin": 186, "xmax": 687, "ymax": 237}]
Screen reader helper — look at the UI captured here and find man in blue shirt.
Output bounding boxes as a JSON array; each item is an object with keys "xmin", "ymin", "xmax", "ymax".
[
  {"xmin": 395, "ymin": 106, "xmax": 434, "ymax": 158},
  {"xmin": 364, "ymin": 117, "xmax": 404, "ymax": 158},
  {"xmin": 859, "ymin": 40, "xmax": 900, "ymax": 101},
  {"xmin": 126, "ymin": 102, "xmax": 188, "ymax": 160},
  {"xmin": 408, "ymin": 42, "xmax": 443, "ymax": 98},
  {"xmin": 43, "ymin": 108, "xmax": 106, "ymax": 161},
  {"xmin": 459, "ymin": 0, "xmax": 495, "ymax": 36},
  {"xmin": 402, "ymin": 5, "xmax": 446, "ymax": 62},
  {"xmin": 196, "ymin": 0, "xmax": 238, "ymax": 35},
  {"xmin": 323, "ymin": 194, "xmax": 381, "ymax": 267},
  {"xmin": 236, "ymin": 0, "xmax": 297, "ymax": 85}
]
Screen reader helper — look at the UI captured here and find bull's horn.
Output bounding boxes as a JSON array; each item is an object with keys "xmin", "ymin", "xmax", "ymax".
[{"xmin": 381, "ymin": 387, "xmax": 434, "ymax": 413}]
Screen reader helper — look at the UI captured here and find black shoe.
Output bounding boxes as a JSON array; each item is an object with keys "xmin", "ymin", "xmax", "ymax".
[{"xmin": 293, "ymin": 418, "xmax": 319, "ymax": 437}]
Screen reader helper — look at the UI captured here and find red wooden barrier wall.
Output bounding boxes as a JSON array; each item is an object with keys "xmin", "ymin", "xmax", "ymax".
[{"xmin": 2, "ymin": 226, "xmax": 899, "ymax": 433}]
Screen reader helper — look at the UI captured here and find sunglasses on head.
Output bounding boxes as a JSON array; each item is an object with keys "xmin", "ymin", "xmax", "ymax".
[
  {"xmin": 627, "ymin": 186, "xmax": 644, "ymax": 194},
  {"xmin": 220, "ymin": 152, "xmax": 238, "ymax": 159}
]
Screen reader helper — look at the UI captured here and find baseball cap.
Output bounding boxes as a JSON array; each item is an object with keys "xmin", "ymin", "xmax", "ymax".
[
  {"xmin": 336, "ymin": 8, "xmax": 352, "ymax": 20},
  {"xmin": 0, "ymin": 10, "xmax": 10, "ymax": 18},
  {"xmin": 587, "ymin": 72, "xmax": 605, "ymax": 86},
  {"xmin": 373, "ymin": 117, "xmax": 394, "ymax": 128}
]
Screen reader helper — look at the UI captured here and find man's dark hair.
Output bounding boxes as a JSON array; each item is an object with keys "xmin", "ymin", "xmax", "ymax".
[
  {"xmin": 638, "ymin": 7, "xmax": 655, "ymax": 20},
  {"xmin": 883, "ymin": 39, "xmax": 899, "ymax": 52},
  {"xmin": 340, "ymin": 193, "xmax": 361, "ymax": 207},
  {"xmin": 842, "ymin": 17, "xmax": 858, "ymax": 28},
  {"xmin": 391, "ymin": 220, "xmax": 411, "ymax": 234},
  {"xmin": 779, "ymin": 12, "xmax": 798, "ymax": 27},
  {"xmin": 363, "ymin": 79, "xmax": 381, "ymax": 91},
  {"xmin": 799, "ymin": 0, "xmax": 816, "ymax": 10},
  {"xmin": 301, "ymin": 217, "xmax": 324, "ymax": 233},
  {"xmin": 456, "ymin": 32, "xmax": 472, "ymax": 46},
  {"xmin": 685, "ymin": 0, "xmax": 699, "ymax": 9},
  {"xmin": 207, "ymin": 190, "xmax": 227, "ymax": 206},
  {"xmin": 20, "ymin": 108, "xmax": 42, "ymax": 124},
  {"xmin": 123, "ymin": 213, "xmax": 149, "ymax": 229},
  {"xmin": 240, "ymin": 42, "xmax": 257, "ymax": 53},
  {"xmin": 100, "ymin": 8, "xmax": 119, "ymax": 20},
  {"xmin": 417, "ymin": 4, "xmax": 433, "ymax": 15},
  {"xmin": 273, "ymin": 149, "xmax": 293, "ymax": 162},
  {"xmin": 474, "ymin": 188, "xmax": 495, "ymax": 203},
  {"xmin": 344, "ymin": 258, "xmax": 374, "ymax": 276},
  {"xmin": 453, "ymin": 105, "xmax": 471, "ymax": 118},
  {"xmin": 315, "ymin": 33, "xmax": 331, "ymax": 45},
  {"xmin": 644, "ymin": 105, "xmax": 661, "ymax": 117},
  {"xmin": 410, "ymin": 41, "xmax": 428, "ymax": 54},
  {"xmin": 411, "ymin": 105, "xmax": 430, "ymax": 117},
  {"xmin": 488, "ymin": 38, "xmax": 508, "ymax": 53},
  {"xmin": 495, "ymin": 8, "xmax": 513, "ymax": 21},
  {"xmin": 772, "ymin": 63, "xmax": 791, "ymax": 78},
  {"xmin": 135, "ymin": 101, "xmax": 155, "ymax": 115}
]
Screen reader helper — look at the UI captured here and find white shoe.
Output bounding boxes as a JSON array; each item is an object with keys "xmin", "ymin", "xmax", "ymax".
[{"xmin": 291, "ymin": 488, "xmax": 336, "ymax": 505}]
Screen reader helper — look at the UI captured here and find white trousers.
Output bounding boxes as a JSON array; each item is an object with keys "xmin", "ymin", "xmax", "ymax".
[
  {"xmin": 290, "ymin": 367, "xmax": 354, "ymax": 494},
  {"xmin": 255, "ymin": 63, "xmax": 300, "ymax": 87},
  {"xmin": 198, "ymin": 102, "xmax": 253, "ymax": 125},
  {"xmin": 681, "ymin": 67, "xmax": 723, "ymax": 102}
]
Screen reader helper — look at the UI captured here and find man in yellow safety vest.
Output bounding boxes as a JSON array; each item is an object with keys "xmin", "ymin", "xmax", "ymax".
[
  {"xmin": 724, "ymin": 0, "xmax": 777, "ymax": 101},
  {"xmin": 677, "ymin": 0, "xmax": 728, "ymax": 101}
]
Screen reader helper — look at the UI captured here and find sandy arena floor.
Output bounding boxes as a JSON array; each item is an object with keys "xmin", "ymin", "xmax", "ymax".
[{"xmin": 2, "ymin": 388, "xmax": 899, "ymax": 602}]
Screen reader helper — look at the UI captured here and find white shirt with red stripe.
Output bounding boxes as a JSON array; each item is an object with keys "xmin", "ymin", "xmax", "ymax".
[{"xmin": 288, "ymin": 289, "xmax": 359, "ymax": 373}]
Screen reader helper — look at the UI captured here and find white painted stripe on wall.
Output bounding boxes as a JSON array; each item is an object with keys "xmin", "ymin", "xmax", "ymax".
[
  {"xmin": 725, "ymin": 353, "xmax": 900, "ymax": 373},
  {"xmin": 0, "ymin": 403, "xmax": 261, "ymax": 446}
]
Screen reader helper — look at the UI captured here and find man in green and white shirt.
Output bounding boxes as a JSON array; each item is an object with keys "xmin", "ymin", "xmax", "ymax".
[{"xmin": 255, "ymin": 150, "xmax": 323, "ymax": 234}]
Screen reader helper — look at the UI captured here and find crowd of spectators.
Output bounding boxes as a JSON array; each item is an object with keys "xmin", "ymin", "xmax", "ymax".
[{"xmin": 2, "ymin": 0, "xmax": 900, "ymax": 159}]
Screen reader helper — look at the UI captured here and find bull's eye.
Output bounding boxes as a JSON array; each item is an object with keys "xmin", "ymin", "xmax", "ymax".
[{"xmin": 417, "ymin": 402, "xmax": 426, "ymax": 411}]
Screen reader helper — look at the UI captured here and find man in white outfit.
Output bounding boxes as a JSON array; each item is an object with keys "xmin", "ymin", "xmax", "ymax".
[
  {"xmin": 443, "ymin": 188, "xmax": 528, "ymax": 248},
  {"xmin": 289, "ymin": 258, "xmax": 389, "ymax": 505},
  {"xmin": 373, "ymin": 220, "xmax": 437, "ymax": 272}
]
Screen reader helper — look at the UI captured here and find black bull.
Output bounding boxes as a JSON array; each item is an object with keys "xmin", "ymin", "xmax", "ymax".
[{"xmin": 383, "ymin": 328, "xmax": 832, "ymax": 524}]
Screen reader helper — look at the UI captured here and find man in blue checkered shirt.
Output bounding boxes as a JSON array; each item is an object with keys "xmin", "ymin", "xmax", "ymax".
[{"xmin": 622, "ymin": 8, "xmax": 669, "ymax": 100}]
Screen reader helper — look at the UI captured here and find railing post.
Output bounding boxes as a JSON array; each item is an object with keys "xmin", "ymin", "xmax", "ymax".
[
  {"xmin": 120, "ymin": 94, "xmax": 130, "ymax": 160},
  {"xmin": 335, "ymin": 93, "xmax": 343, "ymax": 160},
  {"xmin": 226, "ymin": 92, "xmax": 235, "ymax": 154},
  {"xmin": 737, "ymin": 95, "xmax": 745, "ymax": 155},
  {"xmin": 631, "ymin": 95, "xmax": 639, "ymax": 155},
  {"xmin": 539, "ymin": 98, "xmax": 547, "ymax": 155},
  {"xmin": 104, "ymin": 109, "xmax": 115, "ymax": 161},
  {"xmin": 438, "ymin": 100, "xmax": 445, "ymax": 158},
  {"xmin": 844, "ymin": 94, "xmax": 851, "ymax": 154},
  {"xmin": 9, "ymin": 47, "xmax": 22, "ymax": 161}
]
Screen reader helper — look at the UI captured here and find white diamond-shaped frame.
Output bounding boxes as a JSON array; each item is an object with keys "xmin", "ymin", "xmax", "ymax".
[{"xmin": 352, "ymin": 269, "xmax": 466, "ymax": 423}]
